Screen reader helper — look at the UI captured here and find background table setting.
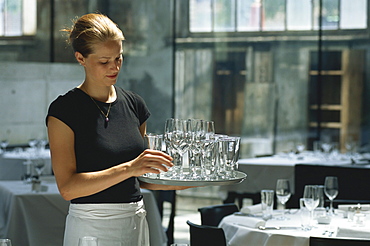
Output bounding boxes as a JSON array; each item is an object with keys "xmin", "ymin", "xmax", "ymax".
[
  {"xmin": 219, "ymin": 173, "xmax": 370, "ymax": 246},
  {"xmin": 0, "ymin": 139, "xmax": 52, "ymax": 180},
  {"xmin": 219, "ymin": 204, "xmax": 370, "ymax": 246}
]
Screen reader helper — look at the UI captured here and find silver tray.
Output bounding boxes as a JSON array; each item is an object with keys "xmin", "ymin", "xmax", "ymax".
[{"xmin": 138, "ymin": 171, "xmax": 247, "ymax": 187}]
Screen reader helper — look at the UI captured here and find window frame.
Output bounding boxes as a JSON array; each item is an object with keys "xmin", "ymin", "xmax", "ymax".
[{"xmin": 182, "ymin": 0, "xmax": 370, "ymax": 43}]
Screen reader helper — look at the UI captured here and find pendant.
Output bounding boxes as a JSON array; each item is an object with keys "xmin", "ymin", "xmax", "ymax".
[{"xmin": 105, "ymin": 117, "xmax": 109, "ymax": 122}]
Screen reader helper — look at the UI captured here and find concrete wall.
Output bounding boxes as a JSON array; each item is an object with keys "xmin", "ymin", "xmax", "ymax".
[{"xmin": 0, "ymin": 62, "xmax": 83, "ymax": 144}]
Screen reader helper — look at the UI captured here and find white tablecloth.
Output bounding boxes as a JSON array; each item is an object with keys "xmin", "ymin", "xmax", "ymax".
[
  {"xmin": 219, "ymin": 210, "xmax": 370, "ymax": 246},
  {"xmin": 0, "ymin": 178, "xmax": 167, "ymax": 246}
]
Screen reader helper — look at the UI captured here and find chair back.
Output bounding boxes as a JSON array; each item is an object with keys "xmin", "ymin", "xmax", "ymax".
[
  {"xmin": 186, "ymin": 220, "xmax": 227, "ymax": 246},
  {"xmin": 198, "ymin": 203, "xmax": 239, "ymax": 226},
  {"xmin": 309, "ymin": 236, "xmax": 370, "ymax": 246}
]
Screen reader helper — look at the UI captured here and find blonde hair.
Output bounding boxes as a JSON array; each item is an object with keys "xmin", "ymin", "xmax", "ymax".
[{"xmin": 63, "ymin": 13, "xmax": 125, "ymax": 57}]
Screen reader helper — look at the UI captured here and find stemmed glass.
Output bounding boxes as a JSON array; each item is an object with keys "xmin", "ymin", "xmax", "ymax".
[
  {"xmin": 0, "ymin": 140, "xmax": 9, "ymax": 154},
  {"xmin": 164, "ymin": 118, "xmax": 190, "ymax": 179},
  {"xmin": 275, "ymin": 179, "xmax": 291, "ymax": 220},
  {"xmin": 78, "ymin": 236, "xmax": 98, "ymax": 246},
  {"xmin": 0, "ymin": 239, "xmax": 12, "ymax": 246},
  {"xmin": 296, "ymin": 142, "xmax": 305, "ymax": 154},
  {"xmin": 303, "ymin": 185, "xmax": 320, "ymax": 227},
  {"xmin": 321, "ymin": 141, "xmax": 332, "ymax": 159},
  {"xmin": 33, "ymin": 158, "xmax": 45, "ymax": 179},
  {"xmin": 324, "ymin": 176, "xmax": 339, "ymax": 215},
  {"xmin": 164, "ymin": 118, "xmax": 176, "ymax": 177},
  {"xmin": 188, "ymin": 119, "xmax": 206, "ymax": 180}
]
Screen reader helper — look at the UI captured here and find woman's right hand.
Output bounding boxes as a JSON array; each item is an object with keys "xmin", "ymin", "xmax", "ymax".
[{"xmin": 127, "ymin": 149, "xmax": 174, "ymax": 177}]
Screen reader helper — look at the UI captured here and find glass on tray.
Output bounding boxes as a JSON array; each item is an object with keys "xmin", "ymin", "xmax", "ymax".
[{"xmin": 142, "ymin": 118, "xmax": 244, "ymax": 183}]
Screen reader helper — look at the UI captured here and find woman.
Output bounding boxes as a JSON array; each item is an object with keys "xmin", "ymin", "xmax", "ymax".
[{"xmin": 46, "ymin": 13, "xmax": 186, "ymax": 245}]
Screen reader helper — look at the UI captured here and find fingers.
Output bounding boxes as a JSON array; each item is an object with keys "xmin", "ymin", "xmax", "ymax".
[
  {"xmin": 142, "ymin": 149, "xmax": 173, "ymax": 161},
  {"xmin": 133, "ymin": 149, "xmax": 174, "ymax": 176}
]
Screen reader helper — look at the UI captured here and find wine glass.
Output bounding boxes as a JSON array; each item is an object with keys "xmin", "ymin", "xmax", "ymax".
[
  {"xmin": 303, "ymin": 185, "xmax": 320, "ymax": 227},
  {"xmin": 78, "ymin": 236, "xmax": 98, "ymax": 246},
  {"xmin": 0, "ymin": 140, "xmax": 9, "ymax": 154},
  {"xmin": 275, "ymin": 179, "xmax": 291, "ymax": 220},
  {"xmin": 33, "ymin": 159, "xmax": 45, "ymax": 179},
  {"xmin": 324, "ymin": 176, "xmax": 339, "ymax": 215},
  {"xmin": 296, "ymin": 142, "xmax": 305, "ymax": 154},
  {"xmin": 164, "ymin": 118, "xmax": 176, "ymax": 178},
  {"xmin": 0, "ymin": 239, "xmax": 12, "ymax": 246},
  {"xmin": 188, "ymin": 119, "xmax": 206, "ymax": 180}
]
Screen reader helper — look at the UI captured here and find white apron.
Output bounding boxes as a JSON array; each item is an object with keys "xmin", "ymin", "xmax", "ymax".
[{"xmin": 63, "ymin": 200, "xmax": 149, "ymax": 246}]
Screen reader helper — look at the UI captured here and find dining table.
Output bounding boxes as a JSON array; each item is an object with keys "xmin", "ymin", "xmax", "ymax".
[
  {"xmin": 0, "ymin": 177, "xmax": 167, "ymax": 246},
  {"xmin": 219, "ymin": 208, "xmax": 370, "ymax": 246}
]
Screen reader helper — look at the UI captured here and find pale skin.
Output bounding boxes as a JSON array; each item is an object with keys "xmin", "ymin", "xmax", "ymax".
[{"xmin": 47, "ymin": 39, "xmax": 190, "ymax": 201}]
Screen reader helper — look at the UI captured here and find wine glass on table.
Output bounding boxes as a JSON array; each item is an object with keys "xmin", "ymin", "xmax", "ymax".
[
  {"xmin": 0, "ymin": 139, "xmax": 9, "ymax": 154},
  {"xmin": 303, "ymin": 185, "xmax": 320, "ymax": 228},
  {"xmin": 0, "ymin": 239, "xmax": 12, "ymax": 246},
  {"xmin": 275, "ymin": 179, "xmax": 291, "ymax": 220},
  {"xmin": 324, "ymin": 176, "xmax": 338, "ymax": 215},
  {"xmin": 78, "ymin": 236, "xmax": 98, "ymax": 246},
  {"xmin": 33, "ymin": 158, "xmax": 45, "ymax": 179}
]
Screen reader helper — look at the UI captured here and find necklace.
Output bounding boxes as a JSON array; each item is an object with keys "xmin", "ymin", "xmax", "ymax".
[{"xmin": 89, "ymin": 96, "xmax": 112, "ymax": 122}]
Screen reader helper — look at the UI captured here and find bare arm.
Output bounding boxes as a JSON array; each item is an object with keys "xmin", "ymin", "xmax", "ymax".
[{"xmin": 47, "ymin": 116, "xmax": 173, "ymax": 201}]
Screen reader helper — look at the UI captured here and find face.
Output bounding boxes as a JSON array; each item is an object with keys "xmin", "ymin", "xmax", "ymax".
[{"xmin": 76, "ymin": 40, "xmax": 123, "ymax": 87}]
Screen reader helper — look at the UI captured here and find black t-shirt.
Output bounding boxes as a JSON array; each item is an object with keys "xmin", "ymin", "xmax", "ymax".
[{"xmin": 46, "ymin": 86, "xmax": 151, "ymax": 203}]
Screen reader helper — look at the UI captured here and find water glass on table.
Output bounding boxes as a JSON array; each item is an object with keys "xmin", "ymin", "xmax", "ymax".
[
  {"xmin": 299, "ymin": 198, "xmax": 311, "ymax": 231},
  {"xmin": 261, "ymin": 189, "xmax": 274, "ymax": 220},
  {"xmin": 275, "ymin": 179, "xmax": 291, "ymax": 220},
  {"xmin": 324, "ymin": 176, "xmax": 339, "ymax": 215},
  {"xmin": 78, "ymin": 236, "xmax": 98, "ymax": 246},
  {"xmin": 0, "ymin": 239, "xmax": 12, "ymax": 246},
  {"xmin": 303, "ymin": 185, "xmax": 320, "ymax": 227}
]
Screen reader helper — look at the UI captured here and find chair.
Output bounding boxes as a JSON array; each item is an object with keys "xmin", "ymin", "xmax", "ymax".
[
  {"xmin": 186, "ymin": 220, "xmax": 227, "ymax": 246},
  {"xmin": 197, "ymin": 203, "xmax": 239, "ymax": 226},
  {"xmin": 152, "ymin": 190, "xmax": 176, "ymax": 246},
  {"xmin": 309, "ymin": 236, "xmax": 370, "ymax": 246}
]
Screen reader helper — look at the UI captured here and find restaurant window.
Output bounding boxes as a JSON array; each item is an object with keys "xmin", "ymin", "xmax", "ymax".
[
  {"xmin": 0, "ymin": 0, "xmax": 37, "ymax": 36},
  {"xmin": 189, "ymin": 0, "xmax": 367, "ymax": 32}
]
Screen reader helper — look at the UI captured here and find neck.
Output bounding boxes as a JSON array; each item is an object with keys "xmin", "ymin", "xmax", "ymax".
[{"xmin": 78, "ymin": 82, "xmax": 116, "ymax": 103}]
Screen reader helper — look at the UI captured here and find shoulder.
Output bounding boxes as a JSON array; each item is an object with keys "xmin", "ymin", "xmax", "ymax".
[
  {"xmin": 116, "ymin": 87, "xmax": 146, "ymax": 106},
  {"xmin": 47, "ymin": 88, "xmax": 86, "ymax": 127},
  {"xmin": 49, "ymin": 88, "xmax": 83, "ymax": 109}
]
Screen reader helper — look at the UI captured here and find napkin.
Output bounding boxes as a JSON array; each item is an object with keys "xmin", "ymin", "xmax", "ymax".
[
  {"xmin": 235, "ymin": 216, "xmax": 266, "ymax": 229},
  {"xmin": 336, "ymin": 226, "xmax": 370, "ymax": 239},
  {"xmin": 240, "ymin": 203, "xmax": 262, "ymax": 215}
]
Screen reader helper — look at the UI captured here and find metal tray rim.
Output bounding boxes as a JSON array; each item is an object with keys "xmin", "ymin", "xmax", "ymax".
[{"xmin": 138, "ymin": 171, "xmax": 247, "ymax": 186}]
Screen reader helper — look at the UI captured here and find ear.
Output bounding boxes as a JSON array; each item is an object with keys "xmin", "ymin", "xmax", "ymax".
[{"xmin": 75, "ymin": 51, "xmax": 85, "ymax": 66}]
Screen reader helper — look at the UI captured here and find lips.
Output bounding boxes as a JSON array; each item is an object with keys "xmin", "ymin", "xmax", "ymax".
[{"xmin": 107, "ymin": 74, "xmax": 118, "ymax": 79}]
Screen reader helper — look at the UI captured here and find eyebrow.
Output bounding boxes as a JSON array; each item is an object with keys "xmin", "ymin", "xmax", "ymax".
[{"xmin": 98, "ymin": 52, "xmax": 123, "ymax": 59}]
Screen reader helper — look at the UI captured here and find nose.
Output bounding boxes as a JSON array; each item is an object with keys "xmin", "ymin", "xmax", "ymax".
[{"xmin": 111, "ymin": 60, "xmax": 121, "ymax": 72}]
